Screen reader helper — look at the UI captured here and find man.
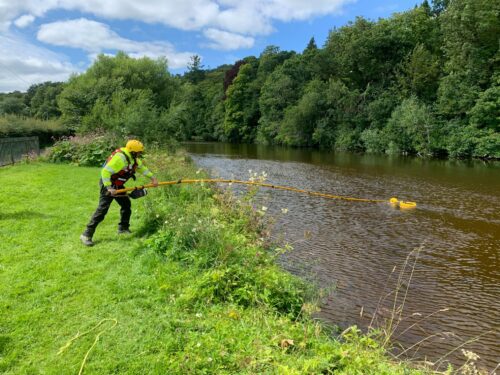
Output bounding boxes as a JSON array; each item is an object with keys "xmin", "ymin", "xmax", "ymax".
[{"xmin": 80, "ymin": 139, "xmax": 158, "ymax": 246}]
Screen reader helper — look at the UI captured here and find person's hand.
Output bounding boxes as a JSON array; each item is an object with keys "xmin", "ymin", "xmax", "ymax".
[
  {"xmin": 151, "ymin": 177, "xmax": 159, "ymax": 187},
  {"xmin": 107, "ymin": 187, "xmax": 117, "ymax": 196}
]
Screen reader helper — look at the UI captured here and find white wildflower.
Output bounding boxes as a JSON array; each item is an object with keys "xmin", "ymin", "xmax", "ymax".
[{"xmin": 462, "ymin": 349, "xmax": 480, "ymax": 361}]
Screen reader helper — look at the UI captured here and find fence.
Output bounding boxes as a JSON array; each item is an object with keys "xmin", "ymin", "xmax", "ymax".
[{"xmin": 0, "ymin": 137, "xmax": 40, "ymax": 166}]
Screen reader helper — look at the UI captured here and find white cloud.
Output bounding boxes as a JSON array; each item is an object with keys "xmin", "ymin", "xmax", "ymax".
[
  {"xmin": 0, "ymin": 0, "xmax": 354, "ymax": 36},
  {"xmin": 0, "ymin": 34, "xmax": 77, "ymax": 92},
  {"xmin": 37, "ymin": 18, "xmax": 194, "ymax": 69},
  {"xmin": 203, "ymin": 28, "xmax": 254, "ymax": 50},
  {"xmin": 14, "ymin": 14, "xmax": 35, "ymax": 28},
  {"xmin": 260, "ymin": 0, "xmax": 354, "ymax": 21}
]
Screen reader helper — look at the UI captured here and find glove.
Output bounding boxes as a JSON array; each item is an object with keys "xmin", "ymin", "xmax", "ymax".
[
  {"xmin": 151, "ymin": 177, "xmax": 159, "ymax": 187},
  {"xmin": 106, "ymin": 187, "xmax": 117, "ymax": 196}
]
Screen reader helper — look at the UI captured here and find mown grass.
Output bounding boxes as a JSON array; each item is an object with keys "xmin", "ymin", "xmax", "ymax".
[{"xmin": 0, "ymin": 156, "xmax": 431, "ymax": 374}]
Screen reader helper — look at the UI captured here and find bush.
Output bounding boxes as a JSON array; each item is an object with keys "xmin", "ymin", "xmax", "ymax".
[
  {"xmin": 47, "ymin": 134, "xmax": 119, "ymax": 166},
  {"xmin": 361, "ymin": 128, "xmax": 388, "ymax": 153},
  {"xmin": 445, "ymin": 123, "xmax": 500, "ymax": 159},
  {"xmin": 187, "ymin": 264, "xmax": 307, "ymax": 317},
  {"xmin": 385, "ymin": 97, "xmax": 436, "ymax": 155}
]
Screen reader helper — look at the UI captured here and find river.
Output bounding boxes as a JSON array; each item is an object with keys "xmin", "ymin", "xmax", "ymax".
[{"xmin": 184, "ymin": 142, "xmax": 500, "ymax": 372}]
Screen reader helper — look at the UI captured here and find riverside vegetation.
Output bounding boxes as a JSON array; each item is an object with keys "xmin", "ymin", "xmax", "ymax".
[
  {"xmin": 0, "ymin": 135, "xmax": 448, "ymax": 374},
  {"xmin": 1, "ymin": 0, "xmax": 498, "ymax": 159}
]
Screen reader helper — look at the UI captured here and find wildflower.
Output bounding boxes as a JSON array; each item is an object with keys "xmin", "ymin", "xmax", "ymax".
[
  {"xmin": 195, "ymin": 313, "xmax": 202, "ymax": 318},
  {"xmin": 461, "ymin": 349, "xmax": 480, "ymax": 361},
  {"xmin": 196, "ymin": 169, "xmax": 202, "ymax": 174},
  {"xmin": 281, "ymin": 208, "xmax": 288, "ymax": 214},
  {"xmin": 261, "ymin": 206, "xmax": 268, "ymax": 211}
]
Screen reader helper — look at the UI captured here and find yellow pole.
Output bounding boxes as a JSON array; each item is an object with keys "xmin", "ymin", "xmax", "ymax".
[{"xmin": 115, "ymin": 179, "xmax": 417, "ymax": 208}]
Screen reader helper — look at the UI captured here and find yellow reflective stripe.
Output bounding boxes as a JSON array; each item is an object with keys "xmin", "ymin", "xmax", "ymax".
[
  {"xmin": 102, "ymin": 177, "xmax": 111, "ymax": 182},
  {"xmin": 142, "ymin": 169, "xmax": 151, "ymax": 176},
  {"xmin": 104, "ymin": 165, "xmax": 115, "ymax": 174}
]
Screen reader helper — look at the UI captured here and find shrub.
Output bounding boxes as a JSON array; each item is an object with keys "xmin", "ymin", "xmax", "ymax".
[
  {"xmin": 385, "ymin": 97, "xmax": 437, "ymax": 155},
  {"xmin": 181, "ymin": 263, "xmax": 308, "ymax": 317},
  {"xmin": 444, "ymin": 122, "xmax": 500, "ymax": 159},
  {"xmin": 361, "ymin": 128, "xmax": 388, "ymax": 153},
  {"xmin": 47, "ymin": 134, "xmax": 119, "ymax": 166}
]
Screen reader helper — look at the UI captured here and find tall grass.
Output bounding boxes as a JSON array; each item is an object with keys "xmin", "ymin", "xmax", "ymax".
[{"xmin": 0, "ymin": 114, "xmax": 70, "ymax": 145}]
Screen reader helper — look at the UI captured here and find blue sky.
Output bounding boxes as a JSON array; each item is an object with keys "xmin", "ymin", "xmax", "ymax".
[{"xmin": 0, "ymin": 0, "xmax": 421, "ymax": 92}]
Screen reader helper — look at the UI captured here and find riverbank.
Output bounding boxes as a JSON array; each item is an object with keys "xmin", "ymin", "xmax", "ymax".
[{"xmin": 0, "ymin": 156, "xmax": 432, "ymax": 373}]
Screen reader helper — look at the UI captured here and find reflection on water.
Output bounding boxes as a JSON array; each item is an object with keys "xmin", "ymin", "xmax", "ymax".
[{"xmin": 185, "ymin": 142, "xmax": 500, "ymax": 371}]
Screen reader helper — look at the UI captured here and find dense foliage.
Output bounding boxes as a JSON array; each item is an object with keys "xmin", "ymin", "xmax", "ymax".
[
  {"xmin": 47, "ymin": 134, "xmax": 119, "ymax": 166},
  {"xmin": 2, "ymin": 0, "xmax": 498, "ymax": 158},
  {"xmin": 160, "ymin": 0, "xmax": 497, "ymax": 158}
]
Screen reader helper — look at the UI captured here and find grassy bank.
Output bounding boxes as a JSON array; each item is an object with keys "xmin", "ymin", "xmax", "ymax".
[
  {"xmin": 0, "ymin": 115, "xmax": 70, "ymax": 146},
  {"xmin": 0, "ymin": 156, "xmax": 430, "ymax": 374}
]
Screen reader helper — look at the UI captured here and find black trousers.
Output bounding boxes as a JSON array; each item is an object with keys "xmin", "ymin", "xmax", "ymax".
[{"xmin": 84, "ymin": 182, "xmax": 131, "ymax": 237}]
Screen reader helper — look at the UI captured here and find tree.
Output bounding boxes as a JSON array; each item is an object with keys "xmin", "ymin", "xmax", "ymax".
[
  {"xmin": 398, "ymin": 44, "xmax": 441, "ymax": 103},
  {"xmin": 313, "ymin": 79, "xmax": 364, "ymax": 150},
  {"xmin": 431, "ymin": 0, "xmax": 449, "ymax": 15},
  {"xmin": 258, "ymin": 70, "xmax": 297, "ymax": 144},
  {"xmin": 468, "ymin": 74, "xmax": 500, "ymax": 131},
  {"xmin": 58, "ymin": 52, "xmax": 176, "ymax": 132},
  {"xmin": 277, "ymin": 80, "xmax": 327, "ymax": 146},
  {"xmin": 304, "ymin": 37, "xmax": 318, "ymax": 53},
  {"xmin": 0, "ymin": 96, "xmax": 27, "ymax": 115},
  {"xmin": 27, "ymin": 82, "xmax": 64, "ymax": 119},
  {"xmin": 223, "ymin": 60, "xmax": 246, "ymax": 97},
  {"xmin": 385, "ymin": 97, "xmax": 437, "ymax": 155},
  {"xmin": 185, "ymin": 55, "xmax": 205, "ymax": 84},
  {"xmin": 223, "ymin": 63, "xmax": 260, "ymax": 142},
  {"xmin": 437, "ymin": 0, "xmax": 500, "ymax": 118}
]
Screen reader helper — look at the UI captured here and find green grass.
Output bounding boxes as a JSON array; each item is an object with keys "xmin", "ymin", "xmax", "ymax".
[{"xmin": 0, "ymin": 159, "xmax": 431, "ymax": 374}]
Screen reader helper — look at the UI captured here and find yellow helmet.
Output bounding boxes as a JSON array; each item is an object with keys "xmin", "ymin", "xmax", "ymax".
[{"xmin": 126, "ymin": 139, "xmax": 144, "ymax": 153}]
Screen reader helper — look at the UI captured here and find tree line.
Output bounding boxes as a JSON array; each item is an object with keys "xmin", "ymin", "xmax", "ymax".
[{"xmin": 1, "ymin": 0, "xmax": 498, "ymax": 158}]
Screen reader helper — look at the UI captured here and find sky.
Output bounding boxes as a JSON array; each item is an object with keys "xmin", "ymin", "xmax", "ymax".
[{"xmin": 0, "ymin": 0, "xmax": 421, "ymax": 93}]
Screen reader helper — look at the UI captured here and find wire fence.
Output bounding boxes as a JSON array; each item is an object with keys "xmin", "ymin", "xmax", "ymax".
[{"xmin": 0, "ymin": 136, "xmax": 39, "ymax": 166}]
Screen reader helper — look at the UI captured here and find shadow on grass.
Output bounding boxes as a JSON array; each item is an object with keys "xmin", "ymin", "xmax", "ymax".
[
  {"xmin": 0, "ymin": 211, "xmax": 52, "ymax": 220},
  {"xmin": 0, "ymin": 335, "xmax": 12, "ymax": 355}
]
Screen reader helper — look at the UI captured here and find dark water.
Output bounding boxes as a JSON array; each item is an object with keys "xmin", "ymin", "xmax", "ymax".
[{"xmin": 184, "ymin": 142, "xmax": 500, "ymax": 372}]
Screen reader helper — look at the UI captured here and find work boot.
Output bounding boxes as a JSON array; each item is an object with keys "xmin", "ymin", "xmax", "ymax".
[
  {"xmin": 117, "ymin": 228, "xmax": 131, "ymax": 234},
  {"xmin": 80, "ymin": 234, "xmax": 94, "ymax": 246}
]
